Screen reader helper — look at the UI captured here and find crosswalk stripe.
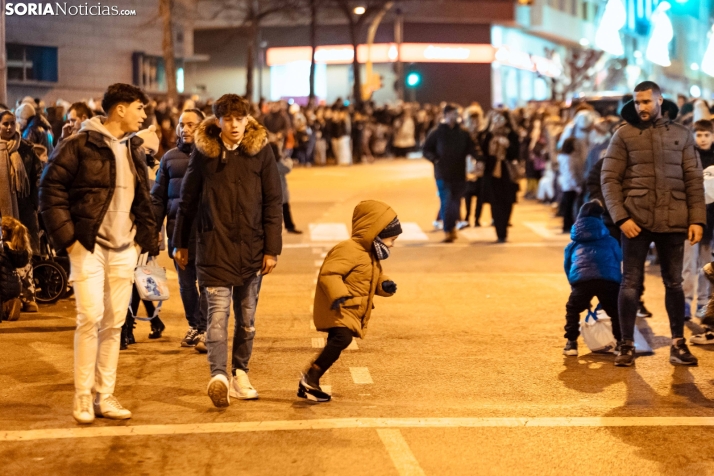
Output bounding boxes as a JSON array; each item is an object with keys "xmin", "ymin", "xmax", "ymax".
[
  {"xmin": 399, "ymin": 222, "xmax": 429, "ymax": 242},
  {"xmin": 309, "ymin": 223, "xmax": 349, "ymax": 242},
  {"xmin": 377, "ymin": 429, "xmax": 426, "ymax": 476},
  {"xmin": 350, "ymin": 367, "xmax": 373, "ymax": 384}
]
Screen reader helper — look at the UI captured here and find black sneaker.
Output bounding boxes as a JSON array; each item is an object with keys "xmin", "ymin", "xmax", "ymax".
[
  {"xmin": 615, "ymin": 344, "xmax": 635, "ymax": 367},
  {"xmin": 297, "ymin": 377, "xmax": 331, "ymax": 402},
  {"xmin": 670, "ymin": 340, "xmax": 698, "ymax": 366},
  {"xmin": 181, "ymin": 327, "xmax": 200, "ymax": 347},
  {"xmin": 637, "ymin": 301, "xmax": 653, "ymax": 318},
  {"xmin": 563, "ymin": 340, "xmax": 578, "ymax": 356}
]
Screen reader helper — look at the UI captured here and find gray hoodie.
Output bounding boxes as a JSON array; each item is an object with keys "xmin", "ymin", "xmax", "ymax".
[{"xmin": 80, "ymin": 117, "xmax": 137, "ymax": 250}]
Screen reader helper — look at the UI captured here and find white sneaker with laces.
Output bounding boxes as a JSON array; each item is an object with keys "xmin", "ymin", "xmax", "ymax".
[
  {"xmin": 690, "ymin": 331, "xmax": 714, "ymax": 345},
  {"xmin": 94, "ymin": 394, "xmax": 132, "ymax": 420},
  {"xmin": 207, "ymin": 374, "xmax": 230, "ymax": 408},
  {"xmin": 73, "ymin": 394, "xmax": 95, "ymax": 424},
  {"xmin": 230, "ymin": 369, "xmax": 259, "ymax": 400}
]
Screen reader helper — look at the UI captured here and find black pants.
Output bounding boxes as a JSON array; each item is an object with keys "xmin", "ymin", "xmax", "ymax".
[
  {"xmin": 620, "ymin": 230, "xmax": 686, "ymax": 341},
  {"xmin": 123, "ymin": 284, "xmax": 159, "ymax": 335},
  {"xmin": 561, "ymin": 191, "xmax": 578, "ymax": 232},
  {"xmin": 283, "ymin": 202, "xmax": 296, "ymax": 231},
  {"xmin": 565, "ymin": 279, "xmax": 622, "ymax": 342},
  {"xmin": 313, "ymin": 327, "xmax": 353, "ymax": 374},
  {"xmin": 491, "ymin": 199, "xmax": 513, "ymax": 241}
]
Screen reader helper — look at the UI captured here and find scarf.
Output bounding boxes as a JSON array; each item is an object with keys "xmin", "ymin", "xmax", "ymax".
[
  {"xmin": 489, "ymin": 131, "xmax": 509, "ymax": 179},
  {"xmin": 373, "ymin": 236, "xmax": 391, "ymax": 261},
  {"xmin": 0, "ymin": 133, "xmax": 28, "ymax": 218}
]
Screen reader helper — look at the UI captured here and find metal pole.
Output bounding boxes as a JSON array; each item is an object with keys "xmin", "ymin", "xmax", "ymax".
[
  {"xmin": 395, "ymin": 7, "xmax": 403, "ymax": 101},
  {"xmin": 0, "ymin": 0, "xmax": 8, "ymax": 106}
]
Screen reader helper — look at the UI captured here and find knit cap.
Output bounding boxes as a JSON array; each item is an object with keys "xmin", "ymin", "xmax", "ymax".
[
  {"xmin": 15, "ymin": 103, "xmax": 35, "ymax": 122},
  {"xmin": 578, "ymin": 199, "xmax": 605, "ymax": 219},
  {"xmin": 378, "ymin": 217, "xmax": 403, "ymax": 239}
]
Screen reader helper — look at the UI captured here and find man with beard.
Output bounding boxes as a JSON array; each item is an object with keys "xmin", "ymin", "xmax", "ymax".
[{"xmin": 602, "ymin": 81, "xmax": 706, "ymax": 367}]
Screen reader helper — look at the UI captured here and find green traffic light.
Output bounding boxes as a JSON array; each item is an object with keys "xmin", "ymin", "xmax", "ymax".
[{"xmin": 406, "ymin": 72, "xmax": 421, "ymax": 87}]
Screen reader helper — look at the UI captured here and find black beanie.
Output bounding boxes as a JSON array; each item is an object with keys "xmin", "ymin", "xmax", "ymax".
[
  {"xmin": 378, "ymin": 217, "xmax": 402, "ymax": 239},
  {"xmin": 578, "ymin": 199, "xmax": 605, "ymax": 219}
]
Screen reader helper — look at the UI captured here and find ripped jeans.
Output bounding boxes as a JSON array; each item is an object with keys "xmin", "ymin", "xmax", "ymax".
[{"xmin": 204, "ymin": 274, "xmax": 263, "ymax": 378}]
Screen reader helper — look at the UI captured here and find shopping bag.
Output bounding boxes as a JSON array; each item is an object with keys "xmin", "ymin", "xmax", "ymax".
[
  {"xmin": 703, "ymin": 166, "xmax": 714, "ymax": 204},
  {"xmin": 633, "ymin": 325, "xmax": 653, "ymax": 353},
  {"xmin": 581, "ymin": 306, "xmax": 617, "ymax": 353},
  {"xmin": 134, "ymin": 254, "xmax": 170, "ymax": 302}
]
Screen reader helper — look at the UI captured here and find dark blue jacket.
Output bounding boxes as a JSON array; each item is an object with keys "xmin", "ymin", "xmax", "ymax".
[
  {"xmin": 564, "ymin": 216, "xmax": 622, "ymax": 285},
  {"xmin": 151, "ymin": 141, "xmax": 195, "ymax": 258}
]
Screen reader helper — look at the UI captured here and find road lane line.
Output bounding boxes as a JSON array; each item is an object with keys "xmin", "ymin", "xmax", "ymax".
[
  {"xmin": 309, "ymin": 223, "xmax": 349, "ymax": 242},
  {"xmin": 8, "ymin": 417, "xmax": 714, "ymax": 442},
  {"xmin": 377, "ymin": 429, "xmax": 426, "ymax": 476},
  {"xmin": 399, "ymin": 223, "xmax": 429, "ymax": 242},
  {"xmin": 350, "ymin": 367, "xmax": 373, "ymax": 384}
]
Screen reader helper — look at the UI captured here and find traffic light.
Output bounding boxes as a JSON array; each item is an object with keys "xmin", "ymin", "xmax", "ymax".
[{"xmin": 406, "ymin": 72, "xmax": 421, "ymax": 88}]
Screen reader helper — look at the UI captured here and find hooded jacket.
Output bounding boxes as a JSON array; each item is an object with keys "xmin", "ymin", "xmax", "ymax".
[
  {"xmin": 38, "ymin": 118, "xmax": 159, "ymax": 255},
  {"xmin": 313, "ymin": 200, "xmax": 396, "ymax": 338},
  {"xmin": 601, "ymin": 99, "xmax": 706, "ymax": 233},
  {"xmin": 564, "ymin": 215, "xmax": 622, "ymax": 285},
  {"xmin": 151, "ymin": 140, "xmax": 195, "ymax": 258},
  {"xmin": 172, "ymin": 116, "xmax": 282, "ymax": 287}
]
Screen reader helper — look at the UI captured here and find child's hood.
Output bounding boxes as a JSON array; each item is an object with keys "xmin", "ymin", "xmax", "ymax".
[
  {"xmin": 351, "ymin": 200, "xmax": 397, "ymax": 251},
  {"xmin": 570, "ymin": 216, "xmax": 609, "ymax": 243}
]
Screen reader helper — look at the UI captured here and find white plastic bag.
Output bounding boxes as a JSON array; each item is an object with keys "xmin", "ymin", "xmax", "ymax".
[
  {"xmin": 704, "ymin": 165, "xmax": 714, "ymax": 205},
  {"xmin": 134, "ymin": 254, "xmax": 170, "ymax": 302},
  {"xmin": 581, "ymin": 307, "xmax": 617, "ymax": 353}
]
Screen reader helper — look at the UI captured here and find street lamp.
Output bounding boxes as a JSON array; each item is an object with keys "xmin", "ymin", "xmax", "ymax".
[{"xmin": 354, "ymin": 6, "xmax": 366, "ymax": 14}]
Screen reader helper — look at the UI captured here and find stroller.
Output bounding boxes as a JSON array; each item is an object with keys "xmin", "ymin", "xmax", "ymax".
[{"xmin": 32, "ymin": 227, "xmax": 71, "ymax": 305}]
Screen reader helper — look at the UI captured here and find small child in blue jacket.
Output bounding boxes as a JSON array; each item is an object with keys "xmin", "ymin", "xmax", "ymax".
[{"xmin": 563, "ymin": 200, "xmax": 622, "ymax": 356}]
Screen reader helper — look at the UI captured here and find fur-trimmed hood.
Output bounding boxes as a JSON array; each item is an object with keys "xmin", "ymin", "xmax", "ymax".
[{"xmin": 194, "ymin": 115, "xmax": 268, "ymax": 159}]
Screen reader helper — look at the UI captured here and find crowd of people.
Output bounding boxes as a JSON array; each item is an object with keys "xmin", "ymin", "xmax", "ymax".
[{"xmin": 5, "ymin": 77, "xmax": 714, "ymax": 422}]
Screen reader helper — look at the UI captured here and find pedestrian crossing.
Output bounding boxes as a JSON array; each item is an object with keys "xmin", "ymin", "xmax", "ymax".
[{"xmin": 304, "ymin": 221, "xmax": 569, "ymax": 243}]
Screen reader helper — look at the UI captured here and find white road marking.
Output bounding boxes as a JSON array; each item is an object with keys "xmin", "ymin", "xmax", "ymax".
[
  {"xmin": 8, "ymin": 417, "xmax": 714, "ymax": 442},
  {"xmin": 320, "ymin": 252, "xmax": 327, "ymax": 258},
  {"xmin": 523, "ymin": 221, "xmax": 569, "ymax": 240},
  {"xmin": 347, "ymin": 340, "xmax": 359, "ymax": 350},
  {"xmin": 350, "ymin": 367, "xmax": 373, "ymax": 384},
  {"xmin": 457, "ymin": 226, "xmax": 496, "ymax": 242},
  {"xmin": 311, "ymin": 338, "xmax": 325, "ymax": 348},
  {"xmin": 377, "ymin": 429, "xmax": 426, "ymax": 476},
  {"xmin": 399, "ymin": 223, "xmax": 429, "ymax": 242},
  {"xmin": 322, "ymin": 385, "xmax": 332, "ymax": 395},
  {"xmin": 309, "ymin": 223, "xmax": 349, "ymax": 242},
  {"xmin": 309, "ymin": 321, "xmax": 316, "ymax": 330},
  {"xmin": 283, "ymin": 243, "xmax": 313, "ymax": 249}
]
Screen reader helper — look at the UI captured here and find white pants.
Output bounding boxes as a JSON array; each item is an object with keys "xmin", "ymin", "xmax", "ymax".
[{"xmin": 69, "ymin": 243, "xmax": 138, "ymax": 396}]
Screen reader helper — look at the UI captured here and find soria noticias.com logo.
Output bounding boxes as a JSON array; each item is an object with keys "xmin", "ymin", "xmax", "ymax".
[{"xmin": 5, "ymin": 2, "xmax": 137, "ymax": 16}]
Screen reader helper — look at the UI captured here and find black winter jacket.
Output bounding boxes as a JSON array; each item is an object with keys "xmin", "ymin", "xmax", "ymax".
[
  {"xmin": 38, "ymin": 130, "xmax": 159, "ymax": 255},
  {"xmin": 15, "ymin": 139, "xmax": 43, "ymax": 253},
  {"xmin": 423, "ymin": 123, "xmax": 476, "ymax": 181},
  {"xmin": 0, "ymin": 245, "xmax": 29, "ymax": 300},
  {"xmin": 151, "ymin": 141, "xmax": 195, "ymax": 259},
  {"xmin": 173, "ymin": 116, "xmax": 283, "ymax": 287}
]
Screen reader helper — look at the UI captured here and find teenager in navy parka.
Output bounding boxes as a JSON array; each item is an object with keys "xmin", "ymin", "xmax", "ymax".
[{"xmin": 562, "ymin": 200, "xmax": 623, "ymax": 356}]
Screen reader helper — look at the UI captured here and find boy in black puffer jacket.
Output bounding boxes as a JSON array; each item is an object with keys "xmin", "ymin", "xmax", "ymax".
[{"xmin": 0, "ymin": 216, "xmax": 31, "ymax": 321}]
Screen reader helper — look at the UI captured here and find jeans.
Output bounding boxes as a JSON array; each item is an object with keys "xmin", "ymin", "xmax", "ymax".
[
  {"xmin": 313, "ymin": 327, "xmax": 353, "ymax": 375},
  {"xmin": 175, "ymin": 260, "xmax": 207, "ymax": 332},
  {"xmin": 619, "ymin": 230, "xmax": 686, "ymax": 341},
  {"xmin": 204, "ymin": 274, "xmax": 262, "ymax": 377},
  {"xmin": 69, "ymin": 243, "xmax": 138, "ymax": 396},
  {"xmin": 436, "ymin": 179, "xmax": 466, "ymax": 233},
  {"xmin": 683, "ymin": 239, "xmax": 712, "ymax": 309},
  {"xmin": 565, "ymin": 279, "xmax": 622, "ymax": 342}
]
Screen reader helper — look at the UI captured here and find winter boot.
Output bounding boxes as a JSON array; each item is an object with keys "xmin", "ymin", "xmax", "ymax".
[{"xmin": 149, "ymin": 316, "xmax": 165, "ymax": 339}]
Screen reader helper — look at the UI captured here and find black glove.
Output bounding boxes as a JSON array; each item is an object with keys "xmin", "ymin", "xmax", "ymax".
[
  {"xmin": 331, "ymin": 296, "xmax": 349, "ymax": 311},
  {"xmin": 382, "ymin": 280, "xmax": 397, "ymax": 294}
]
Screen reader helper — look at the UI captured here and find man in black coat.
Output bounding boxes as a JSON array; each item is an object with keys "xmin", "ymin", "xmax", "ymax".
[
  {"xmin": 39, "ymin": 83, "xmax": 158, "ymax": 424},
  {"xmin": 173, "ymin": 94, "xmax": 282, "ymax": 408},
  {"xmin": 151, "ymin": 108, "xmax": 207, "ymax": 349},
  {"xmin": 423, "ymin": 104, "xmax": 476, "ymax": 242}
]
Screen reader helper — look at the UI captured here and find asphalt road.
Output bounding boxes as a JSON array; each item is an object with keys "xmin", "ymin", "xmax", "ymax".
[{"xmin": 3, "ymin": 159, "xmax": 714, "ymax": 476}]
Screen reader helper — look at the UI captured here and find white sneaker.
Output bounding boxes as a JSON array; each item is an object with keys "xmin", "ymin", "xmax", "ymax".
[
  {"xmin": 73, "ymin": 394, "xmax": 95, "ymax": 424},
  {"xmin": 456, "ymin": 220, "xmax": 469, "ymax": 230},
  {"xmin": 432, "ymin": 220, "xmax": 443, "ymax": 231},
  {"xmin": 690, "ymin": 331, "xmax": 714, "ymax": 345},
  {"xmin": 94, "ymin": 394, "xmax": 132, "ymax": 420},
  {"xmin": 207, "ymin": 374, "xmax": 230, "ymax": 408},
  {"xmin": 230, "ymin": 370, "xmax": 259, "ymax": 400}
]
